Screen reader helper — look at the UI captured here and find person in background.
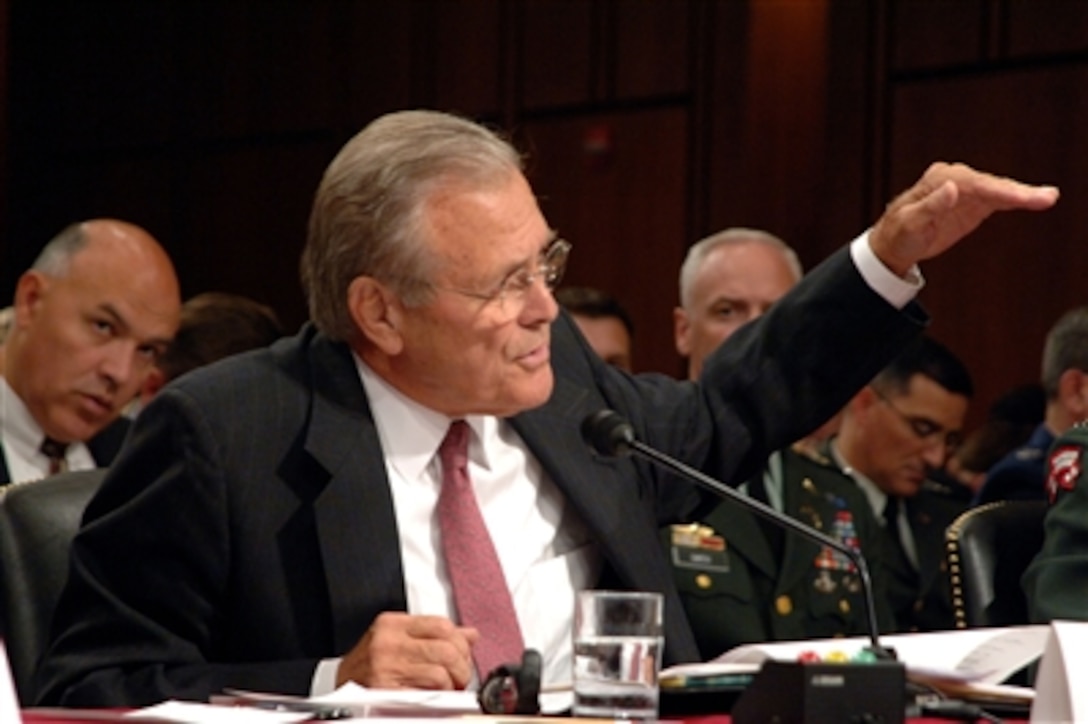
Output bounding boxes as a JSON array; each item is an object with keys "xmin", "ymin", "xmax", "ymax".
[
  {"xmin": 936, "ymin": 383, "xmax": 1044, "ymax": 498},
  {"xmin": 674, "ymin": 227, "xmax": 801, "ymax": 379},
  {"xmin": 975, "ymin": 307, "xmax": 1088, "ymax": 504},
  {"xmin": 34, "ymin": 109, "xmax": 1057, "ymax": 706},
  {"xmin": 1024, "ymin": 415, "xmax": 1088, "ymax": 622},
  {"xmin": 827, "ymin": 336, "xmax": 973, "ymax": 632},
  {"xmin": 666, "ymin": 227, "xmax": 893, "ymax": 657},
  {"xmin": 0, "ymin": 220, "xmax": 180, "ymax": 485},
  {"xmin": 138, "ymin": 291, "xmax": 285, "ymax": 404},
  {"xmin": 0, "ymin": 306, "xmax": 14, "ymax": 377},
  {"xmin": 554, "ymin": 286, "xmax": 633, "ymax": 372}
]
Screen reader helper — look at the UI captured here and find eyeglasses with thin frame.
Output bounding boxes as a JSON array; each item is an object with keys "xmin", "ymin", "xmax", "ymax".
[
  {"xmin": 422, "ymin": 237, "xmax": 571, "ymax": 316},
  {"xmin": 872, "ymin": 387, "xmax": 963, "ymax": 454}
]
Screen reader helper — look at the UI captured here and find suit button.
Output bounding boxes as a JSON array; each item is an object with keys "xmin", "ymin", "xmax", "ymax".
[
  {"xmin": 775, "ymin": 595, "xmax": 793, "ymax": 615},
  {"xmin": 838, "ymin": 599, "xmax": 851, "ymax": 614},
  {"xmin": 695, "ymin": 574, "xmax": 712, "ymax": 589}
]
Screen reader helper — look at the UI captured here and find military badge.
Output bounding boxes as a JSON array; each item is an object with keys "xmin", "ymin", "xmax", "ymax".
[
  {"xmin": 813, "ymin": 569, "xmax": 837, "ymax": 593},
  {"xmin": 1046, "ymin": 444, "xmax": 1082, "ymax": 503},
  {"xmin": 810, "ymin": 510, "xmax": 858, "ymax": 572},
  {"xmin": 670, "ymin": 523, "xmax": 730, "ymax": 572}
]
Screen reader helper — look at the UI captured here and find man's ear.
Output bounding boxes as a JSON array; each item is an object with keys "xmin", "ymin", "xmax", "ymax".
[
  {"xmin": 673, "ymin": 307, "xmax": 691, "ymax": 357},
  {"xmin": 347, "ymin": 276, "xmax": 405, "ymax": 355},
  {"xmin": 12, "ymin": 271, "xmax": 48, "ymax": 329},
  {"xmin": 1058, "ymin": 368, "xmax": 1088, "ymax": 420},
  {"xmin": 849, "ymin": 385, "xmax": 880, "ymax": 419}
]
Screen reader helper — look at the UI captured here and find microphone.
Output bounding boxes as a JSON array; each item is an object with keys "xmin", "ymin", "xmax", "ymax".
[{"xmin": 582, "ymin": 410, "xmax": 906, "ymax": 724}]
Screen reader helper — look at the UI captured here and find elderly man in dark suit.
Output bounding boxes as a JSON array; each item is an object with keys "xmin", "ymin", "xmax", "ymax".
[{"xmin": 35, "ymin": 109, "xmax": 1057, "ymax": 707}]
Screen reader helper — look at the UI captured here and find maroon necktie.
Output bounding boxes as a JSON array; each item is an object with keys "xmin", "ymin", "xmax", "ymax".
[
  {"xmin": 40, "ymin": 437, "xmax": 69, "ymax": 476},
  {"xmin": 437, "ymin": 420, "xmax": 525, "ymax": 679}
]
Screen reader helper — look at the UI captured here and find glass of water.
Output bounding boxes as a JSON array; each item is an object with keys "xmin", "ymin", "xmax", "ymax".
[{"xmin": 572, "ymin": 590, "xmax": 664, "ymax": 719}]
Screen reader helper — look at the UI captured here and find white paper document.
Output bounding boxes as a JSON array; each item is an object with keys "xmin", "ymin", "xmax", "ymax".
[
  {"xmin": 130, "ymin": 700, "xmax": 311, "ymax": 723},
  {"xmin": 1031, "ymin": 619, "xmax": 1088, "ymax": 722},
  {"xmin": 0, "ymin": 642, "xmax": 20, "ymax": 724},
  {"xmin": 689, "ymin": 624, "xmax": 1048, "ymax": 685},
  {"xmin": 311, "ymin": 681, "xmax": 572, "ymax": 715}
]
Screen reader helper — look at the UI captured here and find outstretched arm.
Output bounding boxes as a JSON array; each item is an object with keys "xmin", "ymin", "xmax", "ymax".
[{"xmin": 870, "ymin": 162, "xmax": 1059, "ymax": 277}]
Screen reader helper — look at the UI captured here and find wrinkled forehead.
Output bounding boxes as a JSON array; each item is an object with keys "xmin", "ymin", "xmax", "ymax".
[{"xmin": 54, "ymin": 249, "xmax": 181, "ymax": 335}]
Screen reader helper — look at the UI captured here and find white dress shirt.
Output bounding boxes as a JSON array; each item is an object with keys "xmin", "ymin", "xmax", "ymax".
[
  {"xmin": 312, "ymin": 356, "xmax": 602, "ymax": 693},
  {"xmin": 829, "ymin": 440, "xmax": 920, "ymax": 570},
  {"xmin": 0, "ymin": 377, "xmax": 95, "ymax": 484}
]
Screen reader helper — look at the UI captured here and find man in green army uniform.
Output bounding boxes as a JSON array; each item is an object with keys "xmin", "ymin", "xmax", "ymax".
[
  {"xmin": 669, "ymin": 228, "xmax": 891, "ymax": 658},
  {"xmin": 1024, "ymin": 421, "xmax": 1088, "ymax": 621},
  {"xmin": 666, "ymin": 446, "xmax": 894, "ymax": 659},
  {"xmin": 822, "ymin": 335, "xmax": 973, "ymax": 632}
]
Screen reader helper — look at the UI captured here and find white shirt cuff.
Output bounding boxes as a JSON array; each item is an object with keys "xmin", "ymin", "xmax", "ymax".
[
  {"xmin": 849, "ymin": 230, "xmax": 924, "ymax": 310},
  {"xmin": 311, "ymin": 657, "xmax": 341, "ymax": 696}
]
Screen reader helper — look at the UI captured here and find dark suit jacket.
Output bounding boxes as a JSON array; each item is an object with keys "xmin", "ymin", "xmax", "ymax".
[
  {"xmin": 666, "ymin": 447, "xmax": 894, "ymax": 660},
  {"xmin": 34, "ymin": 246, "xmax": 924, "ymax": 706},
  {"xmin": 974, "ymin": 423, "xmax": 1053, "ymax": 504},
  {"xmin": 0, "ymin": 417, "xmax": 129, "ymax": 485}
]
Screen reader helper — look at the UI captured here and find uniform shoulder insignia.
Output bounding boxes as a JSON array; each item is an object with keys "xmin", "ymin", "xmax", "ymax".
[
  {"xmin": 790, "ymin": 441, "xmax": 832, "ymax": 467},
  {"xmin": 1047, "ymin": 443, "xmax": 1083, "ymax": 503},
  {"xmin": 1014, "ymin": 448, "xmax": 1043, "ymax": 461}
]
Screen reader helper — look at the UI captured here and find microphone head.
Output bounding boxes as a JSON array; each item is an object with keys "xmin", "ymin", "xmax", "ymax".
[{"xmin": 581, "ymin": 409, "xmax": 635, "ymax": 457}]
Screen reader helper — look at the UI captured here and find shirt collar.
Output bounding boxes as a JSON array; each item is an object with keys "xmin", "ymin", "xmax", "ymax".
[
  {"xmin": 829, "ymin": 436, "xmax": 888, "ymax": 518},
  {"xmin": 1, "ymin": 375, "xmax": 49, "ymax": 458},
  {"xmin": 354, "ymin": 354, "xmax": 497, "ymax": 481}
]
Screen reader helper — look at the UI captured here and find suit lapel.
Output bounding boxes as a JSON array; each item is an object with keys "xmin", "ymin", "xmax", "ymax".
[
  {"xmin": 86, "ymin": 416, "xmax": 131, "ymax": 466},
  {"xmin": 776, "ymin": 459, "xmax": 824, "ymax": 589},
  {"xmin": 509, "ymin": 376, "xmax": 702, "ymax": 662},
  {"xmin": 302, "ymin": 338, "xmax": 407, "ymax": 653}
]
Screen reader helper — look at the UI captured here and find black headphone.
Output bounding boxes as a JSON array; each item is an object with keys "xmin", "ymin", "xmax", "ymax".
[{"xmin": 477, "ymin": 648, "xmax": 543, "ymax": 715}]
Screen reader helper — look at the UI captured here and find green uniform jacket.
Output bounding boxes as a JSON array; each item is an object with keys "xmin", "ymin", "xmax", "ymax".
[
  {"xmin": 665, "ymin": 447, "xmax": 894, "ymax": 660},
  {"xmin": 813, "ymin": 440, "xmax": 968, "ymax": 633},
  {"xmin": 882, "ymin": 479, "xmax": 968, "ymax": 632},
  {"xmin": 1024, "ymin": 422, "xmax": 1088, "ymax": 622}
]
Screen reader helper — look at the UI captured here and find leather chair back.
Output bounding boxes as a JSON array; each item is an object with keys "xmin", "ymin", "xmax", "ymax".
[
  {"xmin": 945, "ymin": 499, "xmax": 1047, "ymax": 629},
  {"xmin": 0, "ymin": 468, "xmax": 107, "ymax": 703}
]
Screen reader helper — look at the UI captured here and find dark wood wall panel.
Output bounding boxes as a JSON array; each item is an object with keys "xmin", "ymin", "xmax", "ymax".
[
  {"xmin": 1, "ymin": 0, "xmax": 9, "ymax": 239},
  {"xmin": 613, "ymin": 0, "xmax": 692, "ymax": 99},
  {"xmin": 706, "ymin": 0, "xmax": 861, "ymax": 272},
  {"xmin": 5, "ymin": 0, "xmax": 1088, "ymax": 402},
  {"xmin": 1006, "ymin": 0, "xmax": 1088, "ymax": 57},
  {"xmin": 174, "ymin": 3, "xmax": 340, "ymax": 140},
  {"xmin": 13, "ymin": 156, "xmax": 175, "ymax": 256},
  {"xmin": 891, "ymin": 0, "xmax": 989, "ymax": 72},
  {"xmin": 8, "ymin": 1, "xmax": 176, "ymax": 153},
  {"xmin": 180, "ymin": 143, "xmax": 332, "ymax": 326},
  {"xmin": 429, "ymin": 1, "xmax": 504, "ymax": 116},
  {"xmin": 341, "ymin": 3, "xmax": 417, "ymax": 126},
  {"xmin": 524, "ymin": 108, "xmax": 689, "ymax": 376},
  {"xmin": 888, "ymin": 64, "xmax": 1088, "ymax": 423},
  {"xmin": 519, "ymin": 0, "xmax": 597, "ymax": 109}
]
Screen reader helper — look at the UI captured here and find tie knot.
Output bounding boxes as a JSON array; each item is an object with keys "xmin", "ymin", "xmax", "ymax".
[
  {"xmin": 40, "ymin": 437, "xmax": 70, "ymax": 475},
  {"xmin": 439, "ymin": 420, "xmax": 470, "ymax": 470},
  {"xmin": 40, "ymin": 437, "xmax": 68, "ymax": 460}
]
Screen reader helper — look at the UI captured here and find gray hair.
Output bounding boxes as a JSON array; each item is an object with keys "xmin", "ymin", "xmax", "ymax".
[
  {"xmin": 32, "ymin": 222, "xmax": 88, "ymax": 277},
  {"xmin": 677, "ymin": 227, "xmax": 802, "ymax": 309},
  {"xmin": 301, "ymin": 110, "xmax": 524, "ymax": 341},
  {"xmin": 1042, "ymin": 307, "xmax": 1088, "ymax": 398}
]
